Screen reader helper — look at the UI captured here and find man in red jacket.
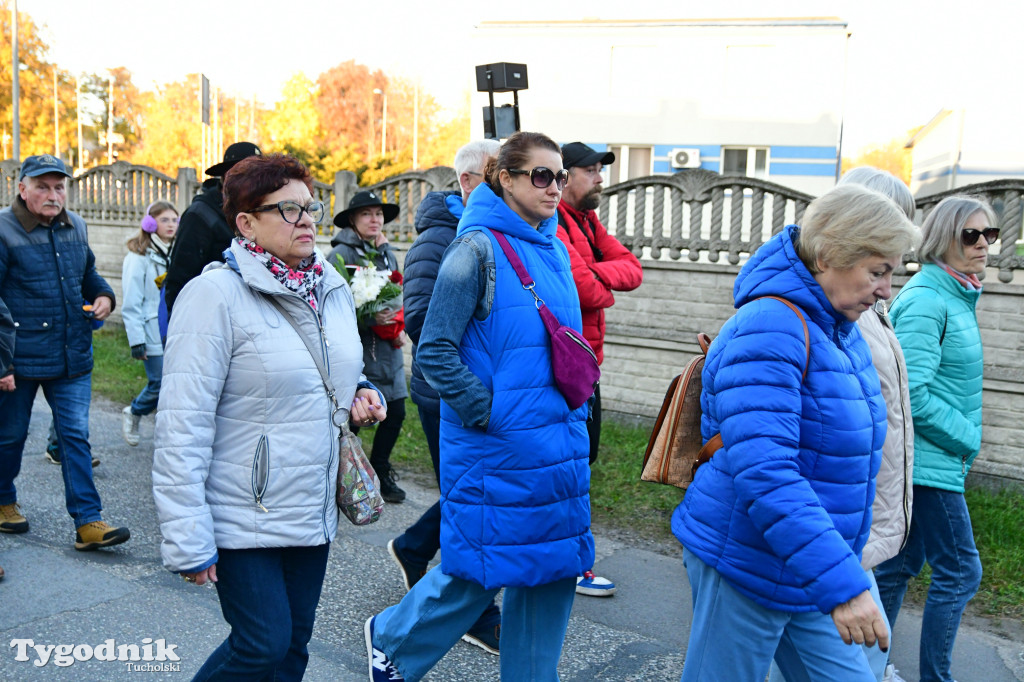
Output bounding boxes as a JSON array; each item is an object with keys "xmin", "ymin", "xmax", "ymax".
[{"xmin": 558, "ymin": 142, "xmax": 643, "ymax": 597}]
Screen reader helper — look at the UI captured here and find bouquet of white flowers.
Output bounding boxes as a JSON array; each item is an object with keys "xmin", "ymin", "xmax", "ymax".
[{"xmin": 334, "ymin": 255, "xmax": 404, "ymax": 341}]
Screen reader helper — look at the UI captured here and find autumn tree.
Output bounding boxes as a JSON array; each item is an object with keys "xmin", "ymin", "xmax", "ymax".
[
  {"xmin": 316, "ymin": 60, "xmax": 387, "ymax": 163},
  {"xmin": 80, "ymin": 66, "xmax": 145, "ymax": 163},
  {"xmin": 841, "ymin": 129, "xmax": 920, "ymax": 186},
  {"xmin": 131, "ymin": 76, "xmax": 204, "ymax": 175}
]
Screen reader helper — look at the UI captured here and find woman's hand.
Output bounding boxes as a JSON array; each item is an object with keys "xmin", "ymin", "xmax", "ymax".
[
  {"xmin": 830, "ymin": 590, "xmax": 889, "ymax": 651},
  {"xmin": 374, "ymin": 232, "xmax": 390, "ymax": 249},
  {"xmin": 350, "ymin": 388, "xmax": 387, "ymax": 427},
  {"xmin": 374, "ymin": 308, "xmax": 396, "ymax": 326},
  {"xmin": 182, "ymin": 564, "xmax": 217, "ymax": 586}
]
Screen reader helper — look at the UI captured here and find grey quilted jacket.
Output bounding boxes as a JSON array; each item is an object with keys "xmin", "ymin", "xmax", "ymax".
[
  {"xmin": 153, "ymin": 241, "xmax": 369, "ymax": 573},
  {"xmin": 858, "ymin": 302, "xmax": 914, "ymax": 570}
]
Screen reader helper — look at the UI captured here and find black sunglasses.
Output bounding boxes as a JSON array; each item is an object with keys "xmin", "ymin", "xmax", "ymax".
[
  {"xmin": 248, "ymin": 200, "xmax": 325, "ymax": 224},
  {"xmin": 508, "ymin": 167, "xmax": 570, "ymax": 191},
  {"xmin": 961, "ymin": 227, "xmax": 1000, "ymax": 246}
]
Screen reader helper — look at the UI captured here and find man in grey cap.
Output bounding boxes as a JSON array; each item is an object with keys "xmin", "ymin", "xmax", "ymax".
[
  {"xmin": 163, "ymin": 141, "xmax": 261, "ymax": 315},
  {"xmin": 0, "ymin": 154, "xmax": 131, "ymax": 551}
]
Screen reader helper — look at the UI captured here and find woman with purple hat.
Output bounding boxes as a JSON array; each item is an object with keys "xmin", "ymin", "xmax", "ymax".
[{"xmin": 328, "ymin": 191, "xmax": 407, "ymax": 503}]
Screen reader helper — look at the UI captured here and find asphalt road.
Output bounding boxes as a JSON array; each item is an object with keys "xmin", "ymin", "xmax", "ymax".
[{"xmin": 1, "ymin": 394, "xmax": 1022, "ymax": 681}]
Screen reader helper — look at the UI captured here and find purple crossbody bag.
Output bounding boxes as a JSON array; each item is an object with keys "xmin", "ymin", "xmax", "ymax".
[{"xmin": 492, "ymin": 230, "xmax": 600, "ymax": 410}]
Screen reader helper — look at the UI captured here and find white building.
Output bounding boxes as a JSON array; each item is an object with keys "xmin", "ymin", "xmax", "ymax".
[
  {"xmin": 906, "ymin": 108, "xmax": 1024, "ymax": 197},
  {"xmin": 469, "ymin": 17, "xmax": 850, "ymax": 195}
]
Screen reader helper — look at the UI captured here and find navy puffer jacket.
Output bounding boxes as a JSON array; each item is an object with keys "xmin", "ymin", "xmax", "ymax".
[
  {"xmin": 0, "ymin": 202, "xmax": 115, "ymax": 379},
  {"xmin": 406, "ymin": 190, "xmax": 460, "ymax": 411},
  {"xmin": 672, "ymin": 226, "xmax": 884, "ymax": 614}
]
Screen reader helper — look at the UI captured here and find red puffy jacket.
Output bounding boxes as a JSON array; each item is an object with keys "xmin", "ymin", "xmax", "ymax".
[{"xmin": 555, "ymin": 203, "xmax": 643, "ymax": 364}]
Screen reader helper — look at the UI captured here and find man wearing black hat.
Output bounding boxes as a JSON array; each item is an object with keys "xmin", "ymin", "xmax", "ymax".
[
  {"xmin": 557, "ymin": 142, "xmax": 643, "ymax": 598},
  {"xmin": 163, "ymin": 142, "xmax": 261, "ymax": 315},
  {"xmin": 0, "ymin": 155, "xmax": 130, "ymax": 551}
]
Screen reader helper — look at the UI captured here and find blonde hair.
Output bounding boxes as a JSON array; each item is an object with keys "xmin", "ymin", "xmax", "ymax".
[{"xmin": 797, "ymin": 184, "xmax": 917, "ymax": 273}]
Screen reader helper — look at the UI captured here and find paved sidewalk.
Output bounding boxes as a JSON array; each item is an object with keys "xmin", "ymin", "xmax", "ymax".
[{"xmin": 1, "ymin": 394, "xmax": 1022, "ymax": 680}]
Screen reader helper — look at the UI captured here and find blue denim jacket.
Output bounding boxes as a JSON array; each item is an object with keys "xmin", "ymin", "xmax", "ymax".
[{"xmin": 415, "ymin": 230, "xmax": 496, "ymax": 429}]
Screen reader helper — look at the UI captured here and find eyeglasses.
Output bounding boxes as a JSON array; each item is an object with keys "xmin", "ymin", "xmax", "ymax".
[
  {"xmin": 248, "ymin": 200, "xmax": 325, "ymax": 224},
  {"xmin": 961, "ymin": 227, "xmax": 1000, "ymax": 246},
  {"xmin": 508, "ymin": 167, "xmax": 570, "ymax": 191}
]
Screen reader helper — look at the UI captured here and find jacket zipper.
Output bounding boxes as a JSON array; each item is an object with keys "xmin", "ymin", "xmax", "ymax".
[
  {"xmin": 314, "ymin": 302, "xmax": 335, "ymax": 543},
  {"xmin": 251, "ymin": 435, "xmax": 270, "ymax": 512}
]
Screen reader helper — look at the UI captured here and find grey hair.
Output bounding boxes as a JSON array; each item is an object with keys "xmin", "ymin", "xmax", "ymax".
[
  {"xmin": 798, "ymin": 184, "xmax": 917, "ymax": 273},
  {"xmin": 454, "ymin": 139, "xmax": 501, "ymax": 177},
  {"xmin": 916, "ymin": 195, "xmax": 997, "ymax": 264},
  {"xmin": 838, "ymin": 167, "xmax": 916, "ymax": 220}
]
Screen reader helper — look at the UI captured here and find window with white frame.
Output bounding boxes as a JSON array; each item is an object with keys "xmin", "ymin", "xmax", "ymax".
[
  {"xmin": 606, "ymin": 146, "xmax": 652, "ymax": 185},
  {"xmin": 722, "ymin": 147, "xmax": 769, "ymax": 179}
]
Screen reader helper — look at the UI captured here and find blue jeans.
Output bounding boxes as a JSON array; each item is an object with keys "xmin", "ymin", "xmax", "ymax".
[
  {"xmin": 874, "ymin": 486, "xmax": 982, "ymax": 682},
  {"xmin": 681, "ymin": 547, "xmax": 873, "ymax": 682},
  {"xmin": 392, "ymin": 405, "xmax": 501, "ymax": 629},
  {"xmin": 193, "ymin": 543, "xmax": 330, "ymax": 681},
  {"xmin": 0, "ymin": 374, "xmax": 102, "ymax": 526},
  {"xmin": 130, "ymin": 354, "xmax": 163, "ymax": 415},
  {"xmin": 374, "ymin": 567, "xmax": 576, "ymax": 681},
  {"xmin": 767, "ymin": 569, "xmax": 890, "ymax": 682}
]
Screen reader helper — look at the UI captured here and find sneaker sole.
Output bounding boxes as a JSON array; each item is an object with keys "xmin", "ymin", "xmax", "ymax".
[
  {"xmin": 74, "ymin": 529, "xmax": 130, "ymax": 551},
  {"xmin": 364, "ymin": 617, "xmax": 375, "ymax": 681},
  {"xmin": 0, "ymin": 521, "xmax": 29, "ymax": 534},
  {"xmin": 576, "ymin": 585, "xmax": 616, "ymax": 597},
  {"xmin": 461, "ymin": 632, "xmax": 499, "ymax": 656},
  {"xmin": 44, "ymin": 454, "xmax": 101, "ymax": 467},
  {"xmin": 387, "ymin": 540, "xmax": 415, "ymax": 591}
]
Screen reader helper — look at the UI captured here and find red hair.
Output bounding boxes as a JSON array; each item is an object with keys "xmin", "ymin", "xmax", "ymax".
[{"xmin": 222, "ymin": 154, "xmax": 313, "ymax": 233}]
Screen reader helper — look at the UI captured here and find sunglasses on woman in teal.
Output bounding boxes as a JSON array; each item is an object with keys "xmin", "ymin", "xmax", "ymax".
[
  {"xmin": 508, "ymin": 167, "xmax": 570, "ymax": 191},
  {"xmin": 961, "ymin": 227, "xmax": 1000, "ymax": 246}
]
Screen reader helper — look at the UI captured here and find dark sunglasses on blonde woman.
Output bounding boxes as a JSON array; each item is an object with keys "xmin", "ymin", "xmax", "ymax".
[
  {"xmin": 961, "ymin": 227, "xmax": 1000, "ymax": 246},
  {"xmin": 508, "ymin": 167, "xmax": 570, "ymax": 191}
]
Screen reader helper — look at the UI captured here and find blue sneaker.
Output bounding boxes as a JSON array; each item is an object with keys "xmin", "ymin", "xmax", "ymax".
[
  {"xmin": 576, "ymin": 570, "xmax": 616, "ymax": 597},
  {"xmin": 365, "ymin": 616, "xmax": 404, "ymax": 681}
]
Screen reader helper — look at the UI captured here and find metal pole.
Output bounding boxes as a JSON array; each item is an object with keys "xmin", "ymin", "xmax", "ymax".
[
  {"xmin": 76, "ymin": 76, "xmax": 83, "ymax": 171},
  {"xmin": 12, "ymin": 0, "xmax": 20, "ymax": 161},
  {"xmin": 53, "ymin": 69, "xmax": 59, "ymax": 156},
  {"xmin": 412, "ymin": 82, "xmax": 418, "ymax": 169},
  {"xmin": 381, "ymin": 92, "xmax": 387, "ymax": 156},
  {"xmin": 249, "ymin": 93, "xmax": 255, "ymax": 139},
  {"xmin": 234, "ymin": 95, "xmax": 238, "ymax": 143},
  {"xmin": 106, "ymin": 77, "xmax": 113, "ymax": 164}
]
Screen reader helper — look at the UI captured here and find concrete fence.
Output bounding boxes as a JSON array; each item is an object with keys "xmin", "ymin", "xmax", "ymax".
[{"xmin": 3, "ymin": 160, "xmax": 1021, "ymax": 487}]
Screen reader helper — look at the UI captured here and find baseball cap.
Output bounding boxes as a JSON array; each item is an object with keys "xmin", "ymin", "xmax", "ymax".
[
  {"xmin": 19, "ymin": 154, "xmax": 72, "ymax": 180},
  {"xmin": 561, "ymin": 142, "xmax": 615, "ymax": 170}
]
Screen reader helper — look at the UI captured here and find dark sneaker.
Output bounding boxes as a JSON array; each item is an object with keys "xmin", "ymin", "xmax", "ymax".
[
  {"xmin": 0, "ymin": 563, "xmax": 5, "ymax": 581},
  {"xmin": 365, "ymin": 615, "xmax": 404, "ymax": 681},
  {"xmin": 44, "ymin": 444, "xmax": 100, "ymax": 467},
  {"xmin": 377, "ymin": 467, "xmax": 406, "ymax": 503},
  {"xmin": 576, "ymin": 570, "xmax": 616, "ymax": 597},
  {"xmin": 387, "ymin": 539, "xmax": 426, "ymax": 591},
  {"xmin": 0, "ymin": 503, "xmax": 28, "ymax": 534},
  {"xmin": 75, "ymin": 521, "xmax": 130, "ymax": 551},
  {"xmin": 462, "ymin": 624, "xmax": 500, "ymax": 655}
]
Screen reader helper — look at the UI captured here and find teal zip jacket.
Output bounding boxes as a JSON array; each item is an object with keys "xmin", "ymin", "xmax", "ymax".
[{"xmin": 890, "ymin": 263, "xmax": 983, "ymax": 492}]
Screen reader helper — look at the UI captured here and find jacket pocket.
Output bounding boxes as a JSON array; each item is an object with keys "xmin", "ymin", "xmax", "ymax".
[{"xmin": 251, "ymin": 435, "xmax": 270, "ymax": 512}]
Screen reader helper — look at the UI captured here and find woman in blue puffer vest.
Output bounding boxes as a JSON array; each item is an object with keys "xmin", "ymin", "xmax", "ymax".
[
  {"xmin": 874, "ymin": 196, "xmax": 994, "ymax": 682},
  {"xmin": 672, "ymin": 184, "xmax": 917, "ymax": 681},
  {"xmin": 364, "ymin": 132, "xmax": 593, "ymax": 682}
]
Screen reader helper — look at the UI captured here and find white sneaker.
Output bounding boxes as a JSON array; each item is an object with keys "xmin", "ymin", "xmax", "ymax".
[
  {"xmin": 884, "ymin": 664, "xmax": 907, "ymax": 682},
  {"xmin": 121, "ymin": 406, "xmax": 141, "ymax": 446},
  {"xmin": 576, "ymin": 570, "xmax": 616, "ymax": 597}
]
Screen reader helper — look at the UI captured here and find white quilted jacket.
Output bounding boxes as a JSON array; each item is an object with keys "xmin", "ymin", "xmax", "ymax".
[
  {"xmin": 858, "ymin": 302, "xmax": 915, "ymax": 570},
  {"xmin": 153, "ymin": 241, "xmax": 366, "ymax": 573}
]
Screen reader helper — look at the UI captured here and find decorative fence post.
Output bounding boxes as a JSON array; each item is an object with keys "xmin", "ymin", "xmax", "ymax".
[
  {"xmin": 175, "ymin": 167, "xmax": 199, "ymax": 215},
  {"xmin": 333, "ymin": 171, "xmax": 359, "ymax": 220}
]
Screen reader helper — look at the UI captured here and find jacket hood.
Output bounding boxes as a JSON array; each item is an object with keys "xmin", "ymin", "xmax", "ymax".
[
  {"xmin": 413, "ymin": 190, "xmax": 461, "ymax": 234},
  {"xmin": 734, "ymin": 225, "xmax": 854, "ymax": 340},
  {"xmin": 330, "ymin": 225, "xmax": 366, "ymax": 248},
  {"xmin": 458, "ymin": 182, "xmax": 558, "ymax": 245}
]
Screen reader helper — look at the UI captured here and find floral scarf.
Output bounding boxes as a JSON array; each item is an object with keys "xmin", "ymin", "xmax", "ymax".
[{"xmin": 236, "ymin": 237, "xmax": 325, "ymax": 310}]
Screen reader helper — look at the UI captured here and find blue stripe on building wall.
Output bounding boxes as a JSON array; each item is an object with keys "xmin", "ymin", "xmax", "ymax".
[
  {"xmin": 771, "ymin": 162, "xmax": 837, "ymax": 177},
  {"xmin": 771, "ymin": 146, "xmax": 838, "ymax": 160},
  {"xmin": 652, "ymin": 160, "xmax": 720, "ymax": 173}
]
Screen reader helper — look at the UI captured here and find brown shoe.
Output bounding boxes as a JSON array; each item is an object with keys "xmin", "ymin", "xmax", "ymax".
[
  {"xmin": 0, "ymin": 564, "xmax": 5, "ymax": 581},
  {"xmin": 74, "ymin": 521, "xmax": 130, "ymax": 551},
  {"xmin": 0, "ymin": 503, "xmax": 28, "ymax": 534}
]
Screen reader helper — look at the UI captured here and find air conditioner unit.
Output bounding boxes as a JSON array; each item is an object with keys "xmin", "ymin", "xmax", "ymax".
[{"xmin": 670, "ymin": 148, "xmax": 701, "ymax": 169}]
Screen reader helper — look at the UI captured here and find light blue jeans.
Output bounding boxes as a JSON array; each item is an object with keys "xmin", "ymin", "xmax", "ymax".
[
  {"xmin": 130, "ymin": 354, "xmax": 163, "ymax": 415},
  {"xmin": 373, "ymin": 566, "xmax": 576, "ymax": 681},
  {"xmin": 767, "ymin": 569, "xmax": 890, "ymax": 681},
  {"xmin": 681, "ymin": 547, "xmax": 874, "ymax": 682}
]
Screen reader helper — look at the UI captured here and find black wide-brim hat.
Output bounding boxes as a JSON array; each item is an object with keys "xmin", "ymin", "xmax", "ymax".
[
  {"xmin": 333, "ymin": 190, "xmax": 400, "ymax": 228},
  {"xmin": 206, "ymin": 141, "xmax": 262, "ymax": 177}
]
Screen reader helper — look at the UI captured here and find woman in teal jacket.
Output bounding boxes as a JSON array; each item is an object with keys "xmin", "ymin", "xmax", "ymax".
[{"xmin": 874, "ymin": 196, "xmax": 996, "ymax": 682}]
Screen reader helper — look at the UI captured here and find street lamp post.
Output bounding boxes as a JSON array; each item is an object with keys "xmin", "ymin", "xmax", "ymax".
[
  {"xmin": 12, "ymin": 0, "xmax": 20, "ymax": 161},
  {"xmin": 373, "ymin": 88, "xmax": 387, "ymax": 156}
]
